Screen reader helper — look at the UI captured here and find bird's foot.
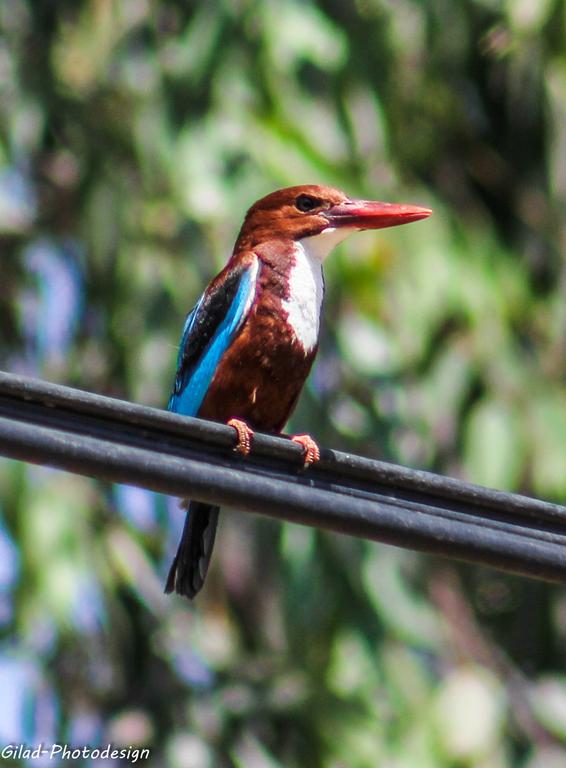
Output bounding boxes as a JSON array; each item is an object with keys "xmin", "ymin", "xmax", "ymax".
[
  {"xmin": 291, "ymin": 434, "xmax": 320, "ymax": 468},
  {"xmin": 227, "ymin": 418, "xmax": 254, "ymax": 456}
]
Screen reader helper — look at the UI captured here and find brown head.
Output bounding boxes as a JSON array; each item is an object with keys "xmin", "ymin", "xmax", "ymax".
[{"xmin": 233, "ymin": 184, "xmax": 432, "ymax": 258}]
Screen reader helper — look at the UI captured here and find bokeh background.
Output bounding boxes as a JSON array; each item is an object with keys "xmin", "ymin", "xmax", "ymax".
[{"xmin": 1, "ymin": 0, "xmax": 566, "ymax": 765}]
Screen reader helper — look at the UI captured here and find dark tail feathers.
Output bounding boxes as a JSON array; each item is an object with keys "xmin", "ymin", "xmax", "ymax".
[{"xmin": 165, "ymin": 501, "xmax": 220, "ymax": 599}]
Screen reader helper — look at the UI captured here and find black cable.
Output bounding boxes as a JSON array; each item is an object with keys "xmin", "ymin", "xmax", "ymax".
[{"xmin": 0, "ymin": 371, "xmax": 565, "ymax": 583}]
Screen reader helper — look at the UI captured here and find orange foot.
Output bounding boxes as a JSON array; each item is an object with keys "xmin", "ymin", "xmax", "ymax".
[
  {"xmin": 227, "ymin": 418, "xmax": 254, "ymax": 456},
  {"xmin": 291, "ymin": 434, "xmax": 321, "ymax": 468}
]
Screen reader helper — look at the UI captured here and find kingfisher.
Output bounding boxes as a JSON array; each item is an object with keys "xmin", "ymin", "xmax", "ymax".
[{"xmin": 165, "ymin": 184, "xmax": 431, "ymax": 599}]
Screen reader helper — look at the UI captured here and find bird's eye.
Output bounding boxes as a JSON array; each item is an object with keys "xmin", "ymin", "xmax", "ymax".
[{"xmin": 295, "ymin": 194, "xmax": 320, "ymax": 213}]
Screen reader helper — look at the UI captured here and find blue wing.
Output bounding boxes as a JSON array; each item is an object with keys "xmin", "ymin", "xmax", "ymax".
[{"xmin": 168, "ymin": 257, "xmax": 259, "ymax": 417}]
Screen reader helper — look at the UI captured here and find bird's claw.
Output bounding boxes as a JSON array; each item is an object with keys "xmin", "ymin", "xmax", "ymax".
[
  {"xmin": 227, "ymin": 418, "xmax": 254, "ymax": 456},
  {"xmin": 291, "ymin": 434, "xmax": 320, "ymax": 468}
]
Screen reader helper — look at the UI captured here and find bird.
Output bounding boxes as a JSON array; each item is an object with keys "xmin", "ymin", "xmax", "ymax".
[{"xmin": 165, "ymin": 184, "xmax": 432, "ymax": 599}]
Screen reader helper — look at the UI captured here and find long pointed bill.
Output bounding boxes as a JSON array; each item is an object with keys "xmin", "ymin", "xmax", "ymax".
[{"xmin": 324, "ymin": 199, "xmax": 432, "ymax": 230}]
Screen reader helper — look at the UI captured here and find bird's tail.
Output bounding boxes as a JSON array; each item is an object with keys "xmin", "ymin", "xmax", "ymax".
[{"xmin": 165, "ymin": 501, "xmax": 220, "ymax": 599}]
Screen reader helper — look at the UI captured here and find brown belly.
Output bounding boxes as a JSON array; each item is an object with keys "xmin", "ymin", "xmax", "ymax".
[{"xmin": 198, "ymin": 315, "xmax": 316, "ymax": 433}]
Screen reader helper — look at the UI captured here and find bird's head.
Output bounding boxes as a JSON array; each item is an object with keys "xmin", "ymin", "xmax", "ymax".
[{"xmin": 233, "ymin": 184, "xmax": 432, "ymax": 259}]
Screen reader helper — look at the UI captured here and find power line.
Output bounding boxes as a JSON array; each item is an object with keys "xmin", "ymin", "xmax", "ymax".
[{"xmin": 0, "ymin": 371, "xmax": 565, "ymax": 582}]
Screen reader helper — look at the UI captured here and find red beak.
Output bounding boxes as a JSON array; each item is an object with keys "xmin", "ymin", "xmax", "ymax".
[{"xmin": 324, "ymin": 199, "xmax": 432, "ymax": 230}]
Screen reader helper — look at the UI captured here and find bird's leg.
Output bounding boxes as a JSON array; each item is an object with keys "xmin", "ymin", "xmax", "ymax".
[
  {"xmin": 291, "ymin": 434, "xmax": 320, "ymax": 467},
  {"xmin": 227, "ymin": 418, "xmax": 254, "ymax": 456}
]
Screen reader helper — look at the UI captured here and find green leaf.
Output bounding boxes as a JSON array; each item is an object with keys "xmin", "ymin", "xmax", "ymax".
[{"xmin": 464, "ymin": 399, "xmax": 525, "ymax": 490}]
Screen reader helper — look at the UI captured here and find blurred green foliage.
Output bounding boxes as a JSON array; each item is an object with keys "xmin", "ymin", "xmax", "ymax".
[{"xmin": 1, "ymin": 0, "xmax": 566, "ymax": 766}]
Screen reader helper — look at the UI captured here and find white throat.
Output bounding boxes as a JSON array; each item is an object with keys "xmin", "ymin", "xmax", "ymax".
[
  {"xmin": 300, "ymin": 226, "xmax": 352, "ymax": 261},
  {"xmin": 281, "ymin": 228, "xmax": 351, "ymax": 352}
]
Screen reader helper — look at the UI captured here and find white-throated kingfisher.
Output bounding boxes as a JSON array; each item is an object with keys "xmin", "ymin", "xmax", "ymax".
[{"xmin": 166, "ymin": 184, "xmax": 431, "ymax": 599}]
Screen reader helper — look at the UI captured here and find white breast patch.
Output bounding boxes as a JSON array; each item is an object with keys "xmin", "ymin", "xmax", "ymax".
[{"xmin": 282, "ymin": 240, "xmax": 325, "ymax": 353}]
